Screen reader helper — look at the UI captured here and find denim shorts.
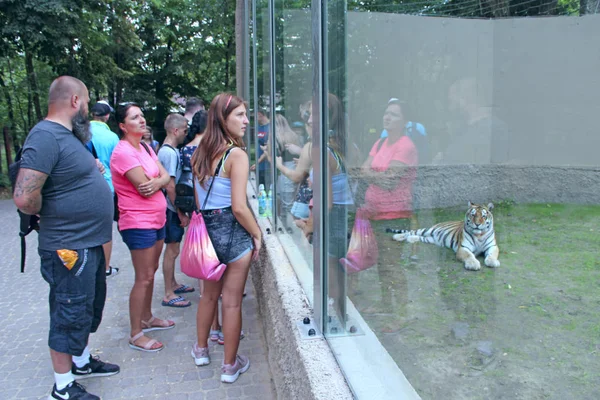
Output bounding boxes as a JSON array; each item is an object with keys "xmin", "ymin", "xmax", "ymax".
[
  {"xmin": 291, "ymin": 202, "xmax": 310, "ymax": 219},
  {"xmin": 39, "ymin": 246, "xmax": 106, "ymax": 356},
  {"xmin": 120, "ymin": 225, "xmax": 166, "ymax": 250},
  {"xmin": 202, "ymin": 207, "xmax": 254, "ymax": 264},
  {"xmin": 165, "ymin": 209, "xmax": 184, "ymax": 244}
]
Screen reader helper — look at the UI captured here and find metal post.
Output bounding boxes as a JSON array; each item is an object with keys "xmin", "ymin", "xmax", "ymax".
[
  {"xmin": 311, "ymin": 0, "xmax": 326, "ymax": 332},
  {"xmin": 268, "ymin": 0, "xmax": 278, "ymax": 232},
  {"xmin": 252, "ymin": 0, "xmax": 259, "ymax": 193}
]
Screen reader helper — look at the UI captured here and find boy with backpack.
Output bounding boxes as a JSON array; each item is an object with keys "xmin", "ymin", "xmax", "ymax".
[{"xmin": 157, "ymin": 114, "xmax": 193, "ymax": 307}]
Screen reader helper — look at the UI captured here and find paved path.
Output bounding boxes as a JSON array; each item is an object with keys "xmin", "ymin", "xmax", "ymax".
[{"xmin": 0, "ymin": 200, "xmax": 276, "ymax": 400}]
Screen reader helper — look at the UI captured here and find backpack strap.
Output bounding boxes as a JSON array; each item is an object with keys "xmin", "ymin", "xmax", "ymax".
[
  {"xmin": 140, "ymin": 142, "xmax": 153, "ymax": 156},
  {"xmin": 375, "ymin": 138, "xmax": 386, "ymax": 154}
]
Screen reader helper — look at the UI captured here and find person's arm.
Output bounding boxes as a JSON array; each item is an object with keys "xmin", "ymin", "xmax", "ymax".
[
  {"xmin": 276, "ymin": 142, "xmax": 311, "ymax": 183},
  {"xmin": 165, "ymin": 176, "xmax": 176, "ymax": 205},
  {"xmin": 137, "ymin": 160, "xmax": 171, "ymax": 195},
  {"xmin": 13, "ymin": 168, "xmax": 48, "ymax": 215},
  {"xmin": 227, "ymin": 149, "xmax": 262, "ymax": 259}
]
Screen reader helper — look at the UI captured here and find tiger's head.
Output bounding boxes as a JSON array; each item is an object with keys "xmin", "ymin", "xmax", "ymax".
[{"xmin": 464, "ymin": 202, "xmax": 494, "ymax": 235}]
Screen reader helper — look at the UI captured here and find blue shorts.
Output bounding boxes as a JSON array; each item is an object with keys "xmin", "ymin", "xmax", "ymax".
[
  {"xmin": 120, "ymin": 225, "xmax": 166, "ymax": 250},
  {"xmin": 165, "ymin": 209, "xmax": 185, "ymax": 244},
  {"xmin": 40, "ymin": 246, "xmax": 106, "ymax": 356},
  {"xmin": 291, "ymin": 202, "xmax": 310, "ymax": 219}
]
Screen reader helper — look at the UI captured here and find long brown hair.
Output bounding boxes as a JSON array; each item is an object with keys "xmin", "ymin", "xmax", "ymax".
[{"xmin": 191, "ymin": 93, "xmax": 246, "ymax": 186}]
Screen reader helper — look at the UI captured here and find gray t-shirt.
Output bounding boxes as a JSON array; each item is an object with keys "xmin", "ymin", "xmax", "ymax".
[
  {"xmin": 157, "ymin": 144, "xmax": 181, "ymax": 212},
  {"xmin": 20, "ymin": 120, "xmax": 113, "ymax": 251}
]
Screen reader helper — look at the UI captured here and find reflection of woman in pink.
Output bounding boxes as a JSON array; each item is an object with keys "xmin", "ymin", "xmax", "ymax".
[{"xmin": 360, "ymin": 99, "xmax": 417, "ymax": 220}]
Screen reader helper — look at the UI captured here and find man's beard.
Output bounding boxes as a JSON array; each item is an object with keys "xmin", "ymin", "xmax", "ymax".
[{"xmin": 72, "ymin": 108, "xmax": 91, "ymax": 144}]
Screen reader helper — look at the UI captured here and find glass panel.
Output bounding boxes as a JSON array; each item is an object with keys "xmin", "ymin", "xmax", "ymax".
[
  {"xmin": 319, "ymin": 0, "xmax": 600, "ymax": 398},
  {"xmin": 270, "ymin": 0, "xmax": 315, "ymax": 303},
  {"xmin": 253, "ymin": 0, "xmax": 273, "ymax": 200}
]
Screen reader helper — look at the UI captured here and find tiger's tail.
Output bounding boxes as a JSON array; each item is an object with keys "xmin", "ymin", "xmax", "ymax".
[{"xmin": 386, "ymin": 227, "xmax": 428, "ymax": 236}]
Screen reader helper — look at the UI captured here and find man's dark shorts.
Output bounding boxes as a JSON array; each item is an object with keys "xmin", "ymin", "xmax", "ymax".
[
  {"xmin": 165, "ymin": 209, "xmax": 184, "ymax": 244},
  {"xmin": 39, "ymin": 246, "xmax": 106, "ymax": 357}
]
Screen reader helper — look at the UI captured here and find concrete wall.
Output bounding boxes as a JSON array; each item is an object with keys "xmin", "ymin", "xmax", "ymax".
[
  {"xmin": 347, "ymin": 13, "xmax": 600, "ymax": 167},
  {"xmin": 247, "ymin": 184, "xmax": 354, "ymax": 400}
]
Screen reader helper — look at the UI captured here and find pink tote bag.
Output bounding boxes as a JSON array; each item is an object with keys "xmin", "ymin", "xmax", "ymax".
[{"xmin": 180, "ymin": 211, "xmax": 227, "ymax": 281}]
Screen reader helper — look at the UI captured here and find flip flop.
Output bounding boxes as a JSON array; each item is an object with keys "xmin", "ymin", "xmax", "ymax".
[
  {"xmin": 161, "ymin": 296, "xmax": 191, "ymax": 308},
  {"xmin": 174, "ymin": 284, "xmax": 195, "ymax": 294}
]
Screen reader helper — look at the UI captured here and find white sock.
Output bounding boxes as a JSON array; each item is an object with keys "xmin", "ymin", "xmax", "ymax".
[
  {"xmin": 54, "ymin": 371, "xmax": 74, "ymax": 391},
  {"xmin": 72, "ymin": 346, "xmax": 91, "ymax": 368}
]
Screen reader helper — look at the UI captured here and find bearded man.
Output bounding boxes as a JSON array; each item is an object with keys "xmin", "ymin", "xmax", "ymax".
[{"xmin": 13, "ymin": 76, "xmax": 119, "ymax": 400}]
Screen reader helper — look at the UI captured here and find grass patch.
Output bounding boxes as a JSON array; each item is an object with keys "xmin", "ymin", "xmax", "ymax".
[{"xmin": 348, "ymin": 202, "xmax": 600, "ymax": 399}]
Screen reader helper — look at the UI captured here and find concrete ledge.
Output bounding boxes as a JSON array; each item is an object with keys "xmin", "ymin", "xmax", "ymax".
[
  {"xmin": 349, "ymin": 164, "xmax": 600, "ymax": 209},
  {"xmin": 247, "ymin": 181, "xmax": 354, "ymax": 400}
]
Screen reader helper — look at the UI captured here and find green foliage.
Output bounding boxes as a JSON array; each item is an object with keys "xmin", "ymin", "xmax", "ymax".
[{"xmin": 0, "ymin": 0, "xmax": 237, "ymax": 144}]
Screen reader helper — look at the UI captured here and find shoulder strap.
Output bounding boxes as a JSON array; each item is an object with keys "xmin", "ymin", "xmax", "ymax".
[
  {"xmin": 89, "ymin": 141, "xmax": 98, "ymax": 158},
  {"xmin": 375, "ymin": 138, "xmax": 386, "ymax": 154},
  {"xmin": 140, "ymin": 142, "xmax": 153, "ymax": 156}
]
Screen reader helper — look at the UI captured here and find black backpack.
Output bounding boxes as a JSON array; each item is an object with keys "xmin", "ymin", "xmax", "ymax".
[
  {"xmin": 8, "ymin": 148, "xmax": 40, "ymax": 273},
  {"xmin": 174, "ymin": 157, "xmax": 195, "ymax": 213}
]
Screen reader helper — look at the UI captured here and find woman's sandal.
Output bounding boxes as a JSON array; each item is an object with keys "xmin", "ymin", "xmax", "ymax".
[
  {"xmin": 129, "ymin": 332, "xmax": 164, "ymax": 353},
  {"xmin": 141, "ymin": 316, "xmax": 175, "ymax": 333}
]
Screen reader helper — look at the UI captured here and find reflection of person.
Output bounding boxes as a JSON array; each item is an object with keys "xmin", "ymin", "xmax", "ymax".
[
  {"xmin": 252, "ymin": 109, "xmax": 271, "ymax": 189},
  {"xmin": 158, "ymin": 114, "xmax": 192, "ymax": 308},
  {"xmin": 14, "ymin": 76, "xmax": 119, "ymax": 400},
  {"xmin": 87, "ymin": 100, "xmax": 120, "ymax": 278},
  {"xmin": 262, "ymin": 114, "xmax": 302, "ymax": 219},
  {"xmin": 111, "ymin": 103, "xmax": 174, "ymax": 353},
  {"xmin": 360, "ymin": 99, "xmax": 418, "ymax": 220},
  {"xmin": 190, "ymin": 93, "xmax": 262, "ymax": 384},
  {"xmin": 142, "ymin": 126, "xmax": 160, "ymax": 153},
  {"xmin": 436, "ymin": 77, "xmax": 509, "ymax": 164}
]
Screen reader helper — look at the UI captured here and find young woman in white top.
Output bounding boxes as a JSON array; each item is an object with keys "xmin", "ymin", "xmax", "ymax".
[{"xmin": 189, "ymin": 93, "xmax": 262, "ymax": 383}]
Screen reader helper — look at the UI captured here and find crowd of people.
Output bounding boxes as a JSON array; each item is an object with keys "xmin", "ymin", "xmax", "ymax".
[
  {"xmin": 11, "ymin": 71, "xmax": 430, "ymax": 399},
  {"xmin": 13, "ymin": 76, "xmax": 260, "ymax": 400}
]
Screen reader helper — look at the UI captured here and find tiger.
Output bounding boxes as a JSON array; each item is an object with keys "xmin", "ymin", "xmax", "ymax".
[{"xmin": 387, "ymin": 202, "xmax": 500, "ymax": 271}]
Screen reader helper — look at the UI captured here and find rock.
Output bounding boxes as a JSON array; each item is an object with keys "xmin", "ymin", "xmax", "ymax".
[
  {"xmin": 477, "ymin": 341, "xmax": 494, "ymax": 357},
  {"xmin": 451, "ymin": 322, "xmax": 470, "ymax": 340}
]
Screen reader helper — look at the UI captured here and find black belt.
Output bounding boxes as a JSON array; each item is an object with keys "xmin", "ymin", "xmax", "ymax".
[{"xmin": 200, "ymin": 206, "xmax": 232, "ymax": 215}]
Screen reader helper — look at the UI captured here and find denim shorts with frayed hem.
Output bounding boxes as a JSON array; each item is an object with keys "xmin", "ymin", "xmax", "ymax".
[
  {"xmin": 120, "ymin": 225, "xmax": 166, "ymax": 250},
  {"xmin": 40, "ymin": 246, "xmax": 106, "ymax": 356},
  {"xmin": 201, "ymin": 207, "xmax": 254, "ymax": 264}
]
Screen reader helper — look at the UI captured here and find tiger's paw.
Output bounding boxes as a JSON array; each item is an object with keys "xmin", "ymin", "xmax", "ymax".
[
  {"xmin": 392, "ymin": 233, "xmax": 407, "ymax": 242},
  {"xmin": 406, "ymin": 235, "xmax": 420, "ymax": 244},
  {"xmin": 485, "ymin": 257, "xmax": 500, "ymax": 268},
  {"xmin": 464, "ymin": 258, "xmax": 481, "ymax": 271}
]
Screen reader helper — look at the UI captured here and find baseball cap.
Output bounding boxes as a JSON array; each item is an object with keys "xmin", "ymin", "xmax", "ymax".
[{"xmin": 91, "ymin": 100, "xmax": 114, "ymax": 116}]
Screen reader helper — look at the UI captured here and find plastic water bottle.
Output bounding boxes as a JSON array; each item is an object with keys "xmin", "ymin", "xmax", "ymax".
[
  {"xmin": 258, "ymin": 184, "xmax": 266, "ymax": 217},
  {"xmin": 266, "ymin": 187, "xmax": 273, "ymax": 217}
]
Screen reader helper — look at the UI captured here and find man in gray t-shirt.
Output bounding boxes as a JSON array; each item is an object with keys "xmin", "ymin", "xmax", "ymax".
[
  {"xmin": 157, "ymin": 114, "xmax": 192, "ymax": 308},
  {"xmin": 13, "ymin": 76, "xmax": 119, "ymax": 400}
]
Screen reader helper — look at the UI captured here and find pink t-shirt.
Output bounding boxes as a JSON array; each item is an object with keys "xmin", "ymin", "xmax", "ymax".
[
  {"xmin": 363, "ymin": 136, "xmax": 417, "ymax": 220},
  {"xmin": 110, "ymin": 141, "xmax": 167, "ymax": 230}
]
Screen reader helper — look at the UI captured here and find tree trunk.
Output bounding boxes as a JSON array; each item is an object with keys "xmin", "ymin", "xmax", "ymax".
[
  {"xmin": 6, "ymin": 57, "xmax": 27, "ymax": 136},
  {"xmin": 235, "ymin": 0, "xmax": 246, "ymax": 98},
  {"xmin": 0, "ymin": 68, "xmax": 16, "ymax": 130},
  {"xmin": 24, "ymin": 48, "xmax": 43, "ymax": 122},
  {"xmin": 225, "ymin": 37, "xmax": 232, "ymax": 89},
  {"xmin": 580, "ymin": 0, "xmax": 587, "ymax": 15}
]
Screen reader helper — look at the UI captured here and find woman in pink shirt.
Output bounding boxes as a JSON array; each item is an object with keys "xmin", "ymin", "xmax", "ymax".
[
  {"xmin": 360, "ymin": 99, "xmax": 418, "ymax": 220},
  {"xmin": 110, "ymin": 103, "xmax": 173, "ymax": 352}
]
